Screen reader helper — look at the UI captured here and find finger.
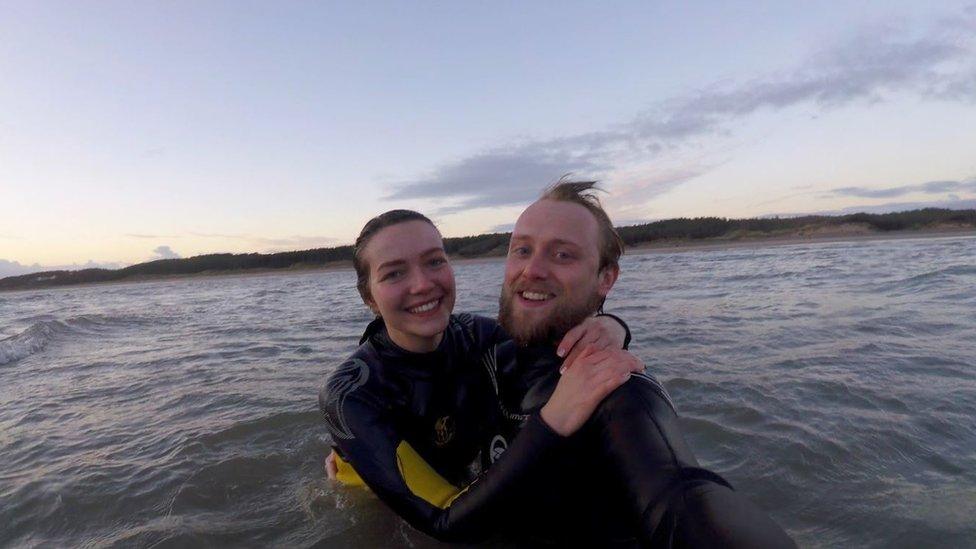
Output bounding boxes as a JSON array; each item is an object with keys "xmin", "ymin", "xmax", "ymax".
[
  {"xmin": 618, "ymin": 357, "xmax": 642, "ymax": 375},
  {"xmin": 589, "ymin": 370, "xmax": 630, "ymax": 402},
  {"xmin": 560, "ymin": 346, "xmax": 582, "ymax": 375},
  {"xmin": 596, "ymin": 315, "xmax": 628, "ymax": 348},
  {"xmin": 593, "ymin": 350, "xmax": 642, "ymax": 372},
  {"xmin": 574, "ymin": 336, "xmax": 606, "ymax": 357},
  {"xmin": 560, "ymin": 344, "xmax": 596, "ymax": 374},
  {"xmin": 556, "ymin": 324, "xmax": 585, "ymax": 358},
  {"xmin": 583, "ymin": 358, "xmax": 625, "ymax": 387},
  {"xmin": 581, "ymin": 327, "xmax": 616, "ymax": 351},
  {"xmin": 581, "ymin": 349, "xmax": 612, "ymax": 367},
  {"xmin": 588, "ymin": 355, "xmax": 639, "ymax": 382},
  {"xmin": 325, "ymin": 451, "xmax": 338, "ymax": 480},
  {"xmin": 614, "ymin": 352, "xmax": 644, "ymax": 374}
]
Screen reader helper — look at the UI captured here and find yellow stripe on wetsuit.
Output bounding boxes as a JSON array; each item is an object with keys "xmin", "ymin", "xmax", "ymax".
[
  {"xmin": 335, "ymin": 442, "xmax": 464, "ymax": 510},
  {"xmin": 334, "ymin": 453, "xmax": 367, "ymax": 487}
]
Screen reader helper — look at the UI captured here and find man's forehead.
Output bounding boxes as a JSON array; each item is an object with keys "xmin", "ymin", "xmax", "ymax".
[{"xmin": 513, "ymin": 199, "xmax": 599, "ymax": 244}]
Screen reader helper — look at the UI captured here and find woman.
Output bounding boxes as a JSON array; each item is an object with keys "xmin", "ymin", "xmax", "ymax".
[{"xmin": 318, "ymin": 210, "xmax": 639, "ymax": 542}]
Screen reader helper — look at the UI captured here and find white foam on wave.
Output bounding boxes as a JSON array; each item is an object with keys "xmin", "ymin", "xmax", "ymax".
[
  {"xmin": 0, "ymin": 313, "xmax": 154, "ymax": 365},
  {"xmin": 0, "ymin": 320, "xmax": 64, "ymax": 365}
]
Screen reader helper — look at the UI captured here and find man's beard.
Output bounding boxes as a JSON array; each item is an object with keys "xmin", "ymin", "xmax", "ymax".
[{"xmin": 498, "ymin": 285, "xmax": 604, "ymax": 347}]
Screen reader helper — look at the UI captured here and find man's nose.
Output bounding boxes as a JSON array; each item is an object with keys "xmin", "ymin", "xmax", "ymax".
[{"xmin": 522, "ymin": 253, "xmax": 549, "ymax": 280}]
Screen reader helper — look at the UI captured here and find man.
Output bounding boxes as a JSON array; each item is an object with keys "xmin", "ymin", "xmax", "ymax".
[{"xmin": 486, "ymin": 180, "xmax": 795, "ymax": 547}]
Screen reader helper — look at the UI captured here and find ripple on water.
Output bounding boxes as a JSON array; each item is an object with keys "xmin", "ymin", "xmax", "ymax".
[{"xmin": 2, "ymin": 236, "xmax": 975, "ymax": 547}]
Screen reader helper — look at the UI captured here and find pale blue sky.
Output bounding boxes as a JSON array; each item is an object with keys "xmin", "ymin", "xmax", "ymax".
[{"xmin": 1, "ymin": 1, "xmax": 974, "ymax": 275}]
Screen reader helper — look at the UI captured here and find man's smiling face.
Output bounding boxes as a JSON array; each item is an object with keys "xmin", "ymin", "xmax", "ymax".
[{"xmin": 499, "ymin": 198, "xmax": 617, "ymax": 346}]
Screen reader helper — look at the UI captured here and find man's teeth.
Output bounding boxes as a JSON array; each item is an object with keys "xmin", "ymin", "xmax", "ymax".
[
  {"xmin": 409, "ymin": 299, "xmax": 439, "ymax": 313},
  {"xmin": 521, "ymin": 291, "xmax": 551, "ymax": 301}
]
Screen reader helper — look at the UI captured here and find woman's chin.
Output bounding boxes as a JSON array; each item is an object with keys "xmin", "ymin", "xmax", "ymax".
[
  {"xmin": 386, "ymin": 311, "xmax": 451, "ymax": 351},
  {"xmin": 412, "ymin": 312, "xmax": 450, "ymax": 336}
]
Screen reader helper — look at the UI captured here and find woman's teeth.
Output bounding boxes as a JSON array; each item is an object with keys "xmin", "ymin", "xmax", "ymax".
[
  {"xmin": 408, "ymin": 299, "xmax": 439, "ymax": 314},
  {"xmin": 521, "ymin": 291, "xmax": 551, "ymax": 301}
]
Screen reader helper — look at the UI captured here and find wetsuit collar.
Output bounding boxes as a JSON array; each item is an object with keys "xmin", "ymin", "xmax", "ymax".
[
  {"xmin": 510, "ymin": 344, "xmax": 564, "ymax": 414},
  {"xmin": 360, "ymin": 316, "xmax": 453, "ymax": 379},
  {"xmin": 516, "ymin": 344, "xmax": 562, "ymax": 373}
]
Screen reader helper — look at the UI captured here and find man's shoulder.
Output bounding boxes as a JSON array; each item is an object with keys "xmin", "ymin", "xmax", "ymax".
[{"xmin": 625, "ymin": 368, "xmax": 677, "ymax": 414}]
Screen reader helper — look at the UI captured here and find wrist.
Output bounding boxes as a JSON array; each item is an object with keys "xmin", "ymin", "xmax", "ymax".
[{"xmin": 540, "ymin": 403, "xmax": 572, "ymax": 437}]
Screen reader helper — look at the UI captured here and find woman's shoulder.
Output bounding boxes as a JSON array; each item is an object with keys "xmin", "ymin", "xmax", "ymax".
[
  {"xmin": 320, "ymin": 342, "xmax": 390, "ymax": 421},
  {"xmin": 325, "ymin": 343, "xmax": 378, "ymax": 393}
]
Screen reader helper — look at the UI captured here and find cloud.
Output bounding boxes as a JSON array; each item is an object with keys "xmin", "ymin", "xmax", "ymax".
[
  {"xmin": 386, "ymin": 7, "xmax": 976, "ymax": 213},
  {"xmin": 386, "ymin": 149, "xmax": 606, "ymax": 213},
  {"xmin": 605, "ymin": 163, "xmax": 720, "ymax": 219},
  {"xmin": 0, "ymin": 259, "xmax": 127, "ymax": 279},
  {"xmin": 189, "ymin": 232, "xmax": 338, "ymax": 249},
  {"xmin": 0, "ymin": 259, "xmax": 35, "ymax": 278},
  {"xmin": 255, "ymin": 235, "xmax": 338, "ymax": 248},
  {"xmin": 829, "ymin": 178, "xmax": 976, "ymax": 199},
  {"xmin": 489, "ymin": 222, "xmax": 516, "ymax": 233},
  {"xmin": 787, "ymin": 197, "xmax": 976, "ymax": 216},
  {"xmin": 151, "ymin": 245, "xmax": 181, "ymax": 260},
  {"xmin": 125, "ymin": 233, "xmax": 179, "ymax": 239}
]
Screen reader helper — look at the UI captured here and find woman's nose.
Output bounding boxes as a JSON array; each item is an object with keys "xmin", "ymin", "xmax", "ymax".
[{"xmin": 408, "ymin": 269, "xmax": 435, "ymax": 293}]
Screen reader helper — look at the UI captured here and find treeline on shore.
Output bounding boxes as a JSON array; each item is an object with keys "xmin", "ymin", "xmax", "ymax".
[{"xmin": 3, "ymin": 208, "xmax": 974, "ymax": 291}]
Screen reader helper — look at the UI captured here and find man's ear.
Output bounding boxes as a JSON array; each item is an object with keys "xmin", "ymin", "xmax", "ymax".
[{"xmin": 597, "ymin": 264, "xmax": 619, "ymax": 297}]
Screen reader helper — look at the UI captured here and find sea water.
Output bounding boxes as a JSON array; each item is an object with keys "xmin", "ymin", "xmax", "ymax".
[{"xmin": 1, "ymin": 235, "xmax": 974, "ymax": 548}]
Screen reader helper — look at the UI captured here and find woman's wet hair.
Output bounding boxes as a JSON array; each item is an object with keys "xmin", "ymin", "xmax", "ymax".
[{"xmin": 353, "ymin": 209, "xmax": 438, "ymax": 305}]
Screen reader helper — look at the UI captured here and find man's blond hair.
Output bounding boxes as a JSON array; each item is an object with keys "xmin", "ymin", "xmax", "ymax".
[{"xmin": 540, "ymin": 178, "xmax": 624, "ymax": 271}]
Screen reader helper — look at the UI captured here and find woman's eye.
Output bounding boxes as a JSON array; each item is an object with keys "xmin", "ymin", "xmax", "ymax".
[
  {"xmin": 380, "ymin": 270, "xmax": 403, "ymax": 281},
  {"xmin": 554, "ymin": 250, "xmax": 574, "ymax": 260}
]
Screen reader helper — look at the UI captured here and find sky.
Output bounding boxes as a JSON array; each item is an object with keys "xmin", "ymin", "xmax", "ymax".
[{"xmin": 1, "ymin": 1, "xmax": 975, "ymax": 277}]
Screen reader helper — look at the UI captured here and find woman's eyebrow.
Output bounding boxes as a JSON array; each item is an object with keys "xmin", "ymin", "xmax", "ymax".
[{"xmin": 376, "ymin": 259, "xmax": 406, "ymax": 271}]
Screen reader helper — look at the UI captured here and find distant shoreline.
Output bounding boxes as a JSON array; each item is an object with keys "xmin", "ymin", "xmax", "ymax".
[
  {"xmin": 5, "ymin": 226, "xmax": 973, "ymax": 293},
  {"xmin": 626, "ymin": 225, "xmax": 976, "ymax": 254}
]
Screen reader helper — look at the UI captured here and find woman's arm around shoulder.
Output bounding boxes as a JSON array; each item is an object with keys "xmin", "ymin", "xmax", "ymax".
[{"xmin": 318, "ymin": 349, "xmax": 566, "ymax": 543}]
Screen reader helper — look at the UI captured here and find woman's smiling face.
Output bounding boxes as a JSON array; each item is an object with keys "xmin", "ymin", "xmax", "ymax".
[{"xmin": 361, "ymin": 220, "xmax": 455, "ymax": 352}]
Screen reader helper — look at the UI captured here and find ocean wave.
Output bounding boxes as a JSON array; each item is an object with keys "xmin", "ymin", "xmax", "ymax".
[
  {"xmin": 188, "ymin": 410, "xmax": 320, "ymax": 451},
  {"xmin": 882, "ymin": 264, "xmax": 976, "ymax": 294},
  {"xmin": 0, "ymin": 320, "xmax": 66, "ymax": 365},
  {"xmin": 0, "ymin": 314, "xmax": 148, "ymax": 365}
]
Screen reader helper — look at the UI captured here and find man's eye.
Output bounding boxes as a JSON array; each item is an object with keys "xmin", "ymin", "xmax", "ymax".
[
  {"xmin": 554, "ymin": 250, "xmax": 574, "ymax": 261},
  {"xmin": 511, "ymin": 246, "xmax": 530, "ymax": 257},
  {"xmin": 428, "ymin": 257, "xmax": 447, "ymax": 267}
]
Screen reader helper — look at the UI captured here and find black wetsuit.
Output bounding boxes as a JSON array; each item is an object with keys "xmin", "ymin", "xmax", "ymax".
[
  {"xmin": 491, "ymin": 342, "xmax": 796, "ymax": 548},
  {"xmin": 319, "ymin": 314, "xmax": 566, "ymax": 542},
  {"xmin": 320, "ymin": 314, "xmax": 795, "ymax": 547}
]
